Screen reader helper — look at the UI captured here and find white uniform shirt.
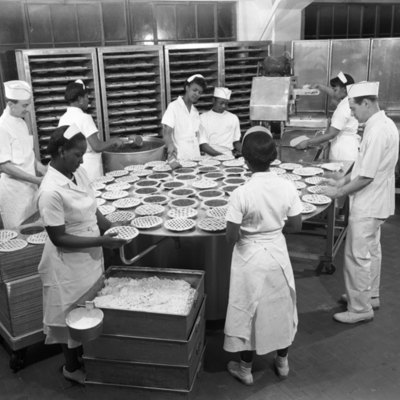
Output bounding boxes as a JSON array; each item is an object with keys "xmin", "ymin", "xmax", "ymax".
[
  {"xmin": 226, "ymin": 172, "xmax": 302, "ymax": 240},
  {"xmin": 58, "ymin": 106, "xmax": 98, "ymax": 153},
  {"xmin": 199, "ymin": 110, "xmax": 241, "ymax": 153},
  {"xmin": 329, "ymin": 96, "xmax": 360, "ymax": 161},
  {"xmin": 350, "ymin": 110, "xmax": 399, "ymax": 218},
  {"xmin": 161, "ymin": 96, "xmax": 201, "ymax": 159}
]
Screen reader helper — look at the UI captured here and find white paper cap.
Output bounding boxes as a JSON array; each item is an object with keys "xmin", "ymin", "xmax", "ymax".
[
  {"xmin": 63, "ymin": 124, "xmax": 81, "ymax": 140},
  {"xmin": 4, "ymin": 80, "xmax": 32, "ymax": 101},
  {"xmin": 337, "ymin": 72, "xmax": 347, "ymax": 84},
  {"xmin": 187, "ymin": 74, "xmax": 204, "ymax": 83},
  {"xmin": 213, "ymin": 87, "xmax": 232, "ymax": 100},
  {"xmin": 243, "ymin": 126, "xmax": 273, "ymax": 142},
  {"xmin": 75, "ymin": 79, "xmax": 85, "ymax": 89},
  {"xmin": 347, "ymin": 81, "xmax": 379, "ymax": 98}
]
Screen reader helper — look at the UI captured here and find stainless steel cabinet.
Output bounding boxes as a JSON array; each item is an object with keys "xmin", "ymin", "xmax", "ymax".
[{"xmin": 15, "ymin": 48, "xmax": 102, "ymax": 163}]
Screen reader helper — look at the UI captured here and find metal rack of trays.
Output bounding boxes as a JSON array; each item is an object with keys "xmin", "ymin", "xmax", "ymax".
[
  {"xmin": 221, "ymin": 42, "xmax": 270, "ymax": 134},
  {"xmin": 97, "ymin": 45, "xmax": 166, "ymax": 140},
  {"xmin": 15, "ymin": 48, "xmax": 102, "ymax": 164},
  {"xmin": 164, "ymin": 43, "xmax": 221, "ymax": 114}
]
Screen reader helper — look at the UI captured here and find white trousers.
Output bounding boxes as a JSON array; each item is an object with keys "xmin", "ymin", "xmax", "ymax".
[{"xmin": 344, "ymin": 216, "xmax": 385, "ymax": 313}]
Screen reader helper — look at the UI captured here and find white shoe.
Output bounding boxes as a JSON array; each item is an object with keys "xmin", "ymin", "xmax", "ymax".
[
  {"xmin": 339, "ymin": 294, "xmax": 380, "ymax": 310},
  {"xmin": 63, "ymin": 366, "xmax": 86, "ymax": 384},
  {"xmin": 274, "ymin": 355, "xmax": 289, "ymax": 379},
  {"xmin": 333, "ymin": 310, "xmax": 374, "ymax": 324},
  {"xmin": 227, "ymin": 361, "xmax": 254, "ymax": 385}
]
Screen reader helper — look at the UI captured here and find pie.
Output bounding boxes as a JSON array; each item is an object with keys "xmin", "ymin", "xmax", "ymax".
[
  {"xmin": 26, "ymin": 231, "xmax": 48, "ymax": 245},
  {"xmin": 293, "ymin": 167, "xmax": 324, "ymax": 177},
  {"xmin": 133, "ymin": 187, "xmax": 159, "ymax": 197},
  {"xmin": 115, "ymin": 174, "xmax": 140, "ymax": 184},
  {"xmin": 142, "ymin": 195, "xmax": 169, "ymax": 205},
  {"xmin": 131, "ymin": 216, "xmax": 163, "ymax": 229},
  {"xmin": 279, "ymin": 163, "xmax": 302, "ymax": 170},
  {"xmin": 175, "ymin": 174, "xmax": 197, "ymax": 182},
  {"xmin": 97, "ymin": 198, "xmax": 106, "ymax": 206},
  {"xmin": 105, "ymin": 182, "xmax": 131, "ymax": 192},
  {"xmin": 145, "ymin": 160, "xmax": 167, "ymax": 168},
  {"xmin": 148, "ymin": 172, "xmax": 172, "ymax": 182},
  {"xmin": 106, "ymin": 169, "xmax": 129, "ymax": 177},
  {"xmin": 198, "ymin": 217, "xmax": 226, "ymax": 232},
  {"xmin": 270, "ymin": 167, "xmax": 286, "ymax": 175},
  {"xmin": 179, "ymin": 160, "xmax": 197, "ymax": 168},
  {"xmin": 0, "ymin": 238, "xmax": 28, "ymax": 252},
  {"xmin": 293, "ymin": 181, "xmax": 307, "ymax": 190},
  {"xmin": 307, "ymin": 185, "xmax": 328, "ymax": 194},
  {"xmin": 222, "ymin": 158, "xmax": 245, "ymax": 167},
  {"xmin": 301, "ymin": 201, "xmax": 317, "ymax": 214},
  {"xmin": 124, "ymin": 164, "xmax": 146, "ymax": 172},
  {"xmin": 161, "ymin": 180, "xmax": 186, "ymax": 190},
  {"xmin": 199, "ymin": 159, "xmax": 221, "ymax": 166},
  {"xmin": 198, "ymin": 165, "xmax": 219, "ymax": 174},
  {"xmin": 106, "ymin": 211, "xmax": 135, "ymax": 223},
  {"xmin": 0, "ymin": 229, "xmax": 18, "ymax": 243},
  {"xmin": 197, "ymin": 189, "xmax": 225, "ymax": 199},
  {"xmin": 169, "ymin": 188, "xmax": 196, "ymax": 198},
  {"xmin": 94, "ymin": 191, "xmax": 102, "ymax": 198},
  {"xmin": 320, "ymin": 162, "xmax": 343, "ymax": 172},
  {"xmin": 206, "ymin": 206, "xmax": 228, "ymax": 218},
  {"xmin": 101, "ymin": 190, "xmax": 129, "ymax": 200},
  {"xmin": 92, "ymin": 175, "xmax": 114, "ymax": 184},
  {"xmin": 270, "ymin": 159, "xmax": 282, "ymax": 166},
  {"xmin": 135, "ymin": 179, "xmax": 159, "ymax": 188},
  {"xmin": 224, "ymin": 167, "xmax": 245, "ymax": 176},
  {"xmin": 164, "ymin": 218, "xmax": 196, "ymax": 232},
  {"xmin": 302, "ymin": 194, "xmax": 331, "ymax": 205},
  {"xmin": 221, "ymin": 184, "xmax": 239, "ymax": 194},
  {"xmin": 174, "ymin": 167, "xmax": 196, "ymax": 175},
  {"xmin": 192, "ymin": 179, "xmax": 218, "ymax": 190},
  {"xmin": 113, "ymin": 197, "xmax": 141, "ymax": 209},
  {"xmin": 203, "ymin": 198, "xmax": 229, "ymax": 208},
  {"xmin": 167, "ymin": 207, "xmax": 198, "ymax": 219},
  {"xmin": 283, "ymin": 173, "xmax": 301, "ymax": 181},
  {"xmin": 91, "ymin": 182, "xmax": 105, "ymax": 191},
  {"xmin": 153, "ymin": 164, "xmax": 172, "ymax": 172},
  {"xmin": 135, "ymin": 204, "xmax": 165, "ymax": 216},
  {"xmin": 104, "ymin": 226, "xmax": 139, "ymax": 241},
  {"xmin": 305, "ymin": 176, "xmax": 325, "ymax": 185},
  {"xmin": 215, "ymin": 154, "xmax": 234, "ymax": 161},
  {"xmin": 223, "ymin": 177, "xmax": 245, "ymax": 185},
  {"xmin": 98, "ymin": 205, "xmax": 117, "ymax": 215},
  {"xmin": 169, "ymin": 198, "xmax": 199, "ymax": 208},
  {"xmin": 203, "ymin": 172, "xmax": 225, "ymax": 181}
]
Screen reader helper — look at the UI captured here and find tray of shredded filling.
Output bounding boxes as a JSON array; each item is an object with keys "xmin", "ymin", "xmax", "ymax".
[{"xmin": 89, "ymin": 266, "xmax": 205, "ymax": 340}]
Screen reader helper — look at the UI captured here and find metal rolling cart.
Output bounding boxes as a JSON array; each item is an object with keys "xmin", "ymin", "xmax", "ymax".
[
  {"xmin": 15, "ymin": 48, "xmax": 103, "ymax": 164},
  {"xmin": 97, "ymin": 45, "xmax": 166, "ymax": 140}
]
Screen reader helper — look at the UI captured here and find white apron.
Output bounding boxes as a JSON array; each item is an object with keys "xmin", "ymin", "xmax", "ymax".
[
  {"xmin": 82, "ymin": 151, "xmax": 103, "ymax": 182},
  {"xmin": 330, "ymin": 134, "xmax": 360, "ymax": 162},
  {"xmin": 224, "ymin": 233, "xmax": 297, "ymax": 354},
  {"xmin": 175, "ymin": 136, "xmax": 201, "ymax": 160}
]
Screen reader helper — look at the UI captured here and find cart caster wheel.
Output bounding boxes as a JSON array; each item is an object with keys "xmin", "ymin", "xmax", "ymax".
[
  {"xmin": 325, "ymin": 264, "xmax": 336, "ymax": 275},
  {"xmin": 9, "ymin": 349, "xmax": 26, "ymax": 372}
]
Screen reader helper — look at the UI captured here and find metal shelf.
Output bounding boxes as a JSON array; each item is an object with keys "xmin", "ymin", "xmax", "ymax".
[
  {"xmin": 15, "ymin": 48, "xmax": 102, "ymax": 164},
  {"xmin": 97, "ymin": 45, "xmax": 166, "ymax": 140}
]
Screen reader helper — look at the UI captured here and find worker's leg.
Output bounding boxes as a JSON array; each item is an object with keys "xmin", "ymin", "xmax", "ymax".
[{"xmin": 370, "ymin": 219, "xmax": 385, "ymax": 298}]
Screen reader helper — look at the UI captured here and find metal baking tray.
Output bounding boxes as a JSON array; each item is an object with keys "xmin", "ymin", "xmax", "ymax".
[{"xmin": 90, "ymin": 266, "xmax": 205, "ymax": 340}]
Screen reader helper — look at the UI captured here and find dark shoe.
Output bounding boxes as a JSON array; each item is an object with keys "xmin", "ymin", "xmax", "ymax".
[{"xmin": 339, "ymin": 294, "xmax": 380, "ymax": 310}]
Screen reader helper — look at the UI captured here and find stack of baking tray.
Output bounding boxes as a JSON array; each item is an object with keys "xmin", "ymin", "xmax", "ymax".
[
  {"xmin": 83, "ymin": 266, "xmax": 206, "ymax": 397},
  {"xmin": 164, "ymin": 44, "xmax": 221, "ymax": 114},
  {"xmin": 221, "ymin": 42, "xmax": 270, "ymax": 134},
  {"xmin": 15, "ymin": 48, "xmax": 103, "ymax": 164},
  {"xmin": 97, "ymin": 46, "xmax": 166, "ymax": 141}
]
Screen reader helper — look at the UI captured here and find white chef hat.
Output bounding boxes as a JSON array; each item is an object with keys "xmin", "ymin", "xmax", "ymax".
[
  {"xmin": 63, "ymin": 124, "xmax": 81, "ymax": 140},
  {"xmin": 74, "ymin": 79, "xmax": 85, "ymax": 89},
  {"xmin": 213, "ymin": 87, "xmax": 232, "ymax": 100},
  {"xmin": 187, "ymin": 74, "xmax": 204, "ymax": 83},
  {"xmin": 243, "ymin": 126, "xmax": 273, "ymax": 142},
  {"xmin": 4, "ymin": 80, "xmax": 32, "ymax": 101},
  {"xmin": 347, "ymin": 81, "xmax": 379, "ymax": 98}
]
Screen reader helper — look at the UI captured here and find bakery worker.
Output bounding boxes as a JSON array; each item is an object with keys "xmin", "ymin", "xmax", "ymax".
[
  {"xmin": 58, "ymin": 80, "xmax": 124, "ymax": 182},
  {"xmin": 0, "ymin": 80, "xmax": 47, "ymax": 228},
  {"xmin": 199, "ymin": 87, "xmax": 242, "ymax": 156},
  {"xmin": 322, "ymin": 81, "xmax": 399, "ymax": 324},
  {"xmin": 162, "ymin": 74, "xmax": 207, "ymax": 160},
  {"xmin": 296, "ymin": 72, "xmax": 360, "ymax": 161}
]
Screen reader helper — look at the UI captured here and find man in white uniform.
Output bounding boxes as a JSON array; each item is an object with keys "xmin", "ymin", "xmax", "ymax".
[
  {"xmin": 199, "ymin": 87, "xmax": 242, "ymax": 156},
  {"xmin": 323, "ymin": 81, "xmax": 399, "ymax": 324},
  {"xmin": 296, "ymin": 72, "xmax": 360, "ymax": 161},
  {"xmin": 0, "ymin": 80, "xmax": 46, "ymax": 228}
]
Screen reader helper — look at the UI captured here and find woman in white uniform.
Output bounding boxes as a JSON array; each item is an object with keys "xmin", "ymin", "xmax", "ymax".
[
  {"xmin": 162, "ymin": 74, "xmax": 206, "ymax": 161},
  {"xmin": 0, "ymin": 80, "xmax": 46, "ymax": 228},
  {"xmin": 58, "ymin": 80, "xmax": 124, "ymax": 182},
  {"xmin": 38, "ymin": 125, "xmax": 128, "ymax": 383},
  {"xmin": 296, "ymin": 72, "xmax": 360, "ymax": 161},
  {"xmin": 224, "ymin": 126, "xmax": 302, "ymax": 385}
]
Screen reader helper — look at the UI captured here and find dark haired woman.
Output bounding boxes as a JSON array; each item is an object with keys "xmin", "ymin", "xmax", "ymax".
[
  {"xmin": 58, "ymin": 80, "xmax": 125, "ymax": 181},
  {"xmin": 161, "ymin": 74, "xmax": 207, "ymax": 161},
  {"xmin": 296, "ymin": 72, "xmax": 360, "ymax": 161},
  {"xmin": 223, "ymin": 126, "xmax": 302, "ymax": 385},
  {"xmin": 37, "ymin": 125, "xmax": 128, "ymax": 384}
]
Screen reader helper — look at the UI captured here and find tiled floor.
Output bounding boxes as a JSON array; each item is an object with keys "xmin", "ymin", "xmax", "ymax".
[{"xmin": 1, "ymin": 204, "xmax": 400, "ymax": 400}]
